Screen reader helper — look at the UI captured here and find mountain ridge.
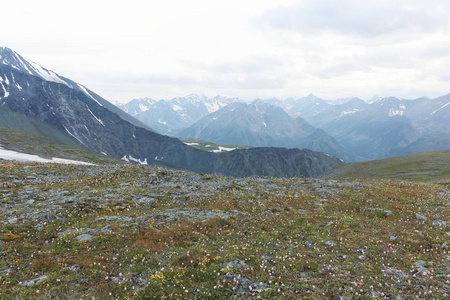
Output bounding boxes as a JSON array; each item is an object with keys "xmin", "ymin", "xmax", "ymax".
[{"xmin": 0, "ymin": 47, "xmax": 342, "ymax": 177}]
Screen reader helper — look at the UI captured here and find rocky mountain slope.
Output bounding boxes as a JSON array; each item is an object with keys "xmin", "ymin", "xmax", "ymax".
[
  {"xmin": 0, "ymin": 160, "xmax": 448, "ymax": 299},
  {"xmin": 0, "ymin": 47, "xmax": 342, "ymax": 177},
  {"xmin": 180, "ymin": 101, "xmax": 353, "ymax": 161}
]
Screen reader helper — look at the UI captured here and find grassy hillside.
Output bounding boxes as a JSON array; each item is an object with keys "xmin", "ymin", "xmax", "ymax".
[
  {"xmin": 320, "ymin": 150, "xmax": 450, "ymax": 183},
  {"xmin": 0, "ymin": 161, "xmax": 448, "ymax": 299},
  {"xmin": 0, "ymin": 127, "xmax": 121, "ymax": 165},
  {"xmin": 0, "ymin": 107, "xmax": 86, "ymax": 149}
]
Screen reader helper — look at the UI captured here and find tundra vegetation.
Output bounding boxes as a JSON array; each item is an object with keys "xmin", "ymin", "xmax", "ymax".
[{"xmin": 0, "ymin": 160, "xmax": 448, "ymax": 299}]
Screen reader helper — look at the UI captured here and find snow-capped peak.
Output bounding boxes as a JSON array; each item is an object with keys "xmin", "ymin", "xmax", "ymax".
[{"xmin": 0, "ymin": 47, "xmax": 71, "ymax": 87}]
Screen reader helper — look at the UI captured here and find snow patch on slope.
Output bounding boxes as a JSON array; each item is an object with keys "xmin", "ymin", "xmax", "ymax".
[
  {"xmin": 77, "ymin": 84, "xmax": 104, "ymax": 107},
  {"xmin": 388, "ymin": 108, "xmax": 404, "ymax": 117},
  {"xmin": 212, "ymin": 146, "xmax": 236, "ymax": 153},
  {"xmin": 172, "ymin": 104, "xmax": 182, "ymax": 111},
  {"xmin": 0, "ymin": 146, "xmax": 94, "ymax": 165},
  {"xmin": 430, "ymin": 101, "xmax": 450, "ymax": 115},
  {"xmin": 87, "ymin": 107, "xmax": 105, "ymax": 126},
  {"xmin": 139, "ymin": 103, "xmax": 149, "ymax": 112},
  {"xmin": 121, "ymin": 155, "xmax": 148, "ymax": 165}
]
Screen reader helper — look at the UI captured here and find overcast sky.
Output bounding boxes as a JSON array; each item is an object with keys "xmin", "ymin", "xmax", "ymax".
[{"xmin": 3, "ymin": 0, "xmax": 450, "ymax": 103}]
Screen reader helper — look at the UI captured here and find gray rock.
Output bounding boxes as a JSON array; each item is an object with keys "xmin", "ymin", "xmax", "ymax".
[
  {"xmin": 134, "ymin": 197, "xmax": 155, "ymax": 204},
  {"xmin": 414, "ymin": 260, "xmax": 427, "ymax": 266},
  {"xmin": 226, "ymin": 259, "xmax": 248, "ymax": 269},
  {"xmin": 386, "ymin": 268, "xmax": 409, "ymax": 279},
  {"xmin": 358, "ymin": 255, "xmax": 367, "ymax": 260},
  {"xmin": 226, "ymin": 273, "xmax": 270, "ymax": 294},
  {"xmin": 21, "ymin": 275, "xmax": 48, "ymax": 287},
  {"xmin": 415, "ymin": 213, "xmax": 427, "ymax": 220},
  {"xmin": 26, "ymin": 199, "xmax": 35, "ymax": 205},
  {"xmin": 68, "ymin": 264, "xmax": 80, "ymax": 272},
  {"xmin": 441, "ymin": 242, "xmax": 448, "ymax": 250},
  {"xmin": 390, "ymin": 236, "xmax": 397, "ymax": 241},
  {"xmin": 5, "ymin": 217, "xmax": 17, "ymax": 225},
  {"xmin": 76, "ymin": 234, "xmax": 93, "ymax": 242},
  {"xmin": 417, "ymin": 266, "xmax": 431, "ymax": 275},
  {"xmin": 446, "ymin": 231, "xmax": 450, "ymax": 237},
  {"xmin": 433, "ymin": 220, "xmax": 447, "ymax": 227},
  {"xmin": 324, "ymin": 240, "xmax": 338, "ymax": 248}
]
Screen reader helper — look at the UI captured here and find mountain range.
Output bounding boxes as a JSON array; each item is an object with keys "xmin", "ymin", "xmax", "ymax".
[
  {"xmin": 0, "ymin": 47, "xmax": 342, "ymax": 177},
  {"xmin": 120, "ymin": 92, "xmax": 449, "ymax": 162},
  {"xmin": 120, "ymin": 95, "xmax": 240, "ymax": 135}
]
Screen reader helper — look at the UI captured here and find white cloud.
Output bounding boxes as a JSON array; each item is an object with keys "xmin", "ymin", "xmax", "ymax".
[
  {"xmin": 2, "ymin": 0, "xmax": 450, "ymax": 102},
  {"xmin": 260, "ymin": 0, "xmax": 450, "ymax": 37}
]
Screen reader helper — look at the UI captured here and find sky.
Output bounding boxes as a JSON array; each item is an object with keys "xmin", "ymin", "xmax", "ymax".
[{"xmin": 3, "ymin": 0, "xmax": 450, "ymax": 103}]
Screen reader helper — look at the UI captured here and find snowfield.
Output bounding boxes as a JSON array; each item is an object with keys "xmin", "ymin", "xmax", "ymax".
[{"xmin": 0, "ymin": 146, "xmax": 95, "ymax": 165}]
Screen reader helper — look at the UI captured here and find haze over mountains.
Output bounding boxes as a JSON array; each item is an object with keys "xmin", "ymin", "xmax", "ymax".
[
  {"xmin": 0, "ymin": 47, "xmax": 342, "ymax": 177},
  {"xmin": 120, "ymin": 92, "xmax": 450, "ymax": 162}
]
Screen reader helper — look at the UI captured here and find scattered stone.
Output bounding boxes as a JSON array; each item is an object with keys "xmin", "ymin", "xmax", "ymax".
[
  {"xmin": 390, "ymin": 236, "xmax": 397, "ymax": 241},
  {"xmin": 358, "ymin": 255, "xmax": 367, "ymax": 260},
  {"xmin": 58, "ymin": 225, "xmax": 114, "ymax": 238},
  {"xmin": 417, "ymin": 266, "xmax": 431, "ymax": 275},
  {"xmin": 415, "ymin": 213, "xmax": 427, "ymax": 220},
  {"xmin": 414, "ymin": 260, "xmax": 428, "ymax": 267},
  {"xmin": 26, "ymin": 199, "xmax": 35, "ymax": 205},
  {"xmin": 324, "ymin": 240, "xmax": 338, "ymax": 248},
  {"xmin": 133, "ymin": 197, "xmax": 155, "ymax": 204},
  {"xmin": 385, "ymin": 268, "xmax": 409, "ymax": 279},
  {"xmin": 446, "ymin": 231, "xmax": 450, "ymax": 237},
  {"xmin": 76, "ymin": 234, "xmax": 94, "ymax": 242},
  {"xmin": 0, "ymin": 268, "xmax": 11, "ymax": 274},
  {"xmin": 226, "ymin": 273, "xmax": 270, "ymax": 295},
  {"xmin": 432, "ymin": 220, "xmax": 447, "ymax": 227},
  {"xmin": 68, "ymin": 264, "xmax": 80, "ymax": 272},
  {"xmin": 441, "ymin": 242, "xmax": 448, "ymax": 250},
  {"xmin": 5, "ymin": 218, "xmax": 17, "ymax": 225},
  {"xmin": 21, "ymin": 275, "xmax": 48, "ymax": 287},
  {"xmin": 226, "ymin": 260, "xmax": 248, "ymax": 269}
]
